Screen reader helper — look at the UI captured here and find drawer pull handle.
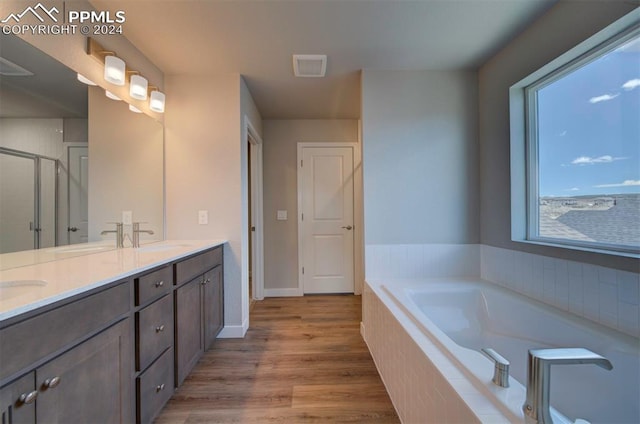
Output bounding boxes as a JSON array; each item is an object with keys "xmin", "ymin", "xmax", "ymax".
[
  {"xmin": 155, "ymin": 324, "xmax": 165, "ymax": 333},
  {"xmin": 155, "ymin": 280, "xmax": 164, "ymax": 288},
  {"xmin": 18, "ymin": 390, "xmax": 38, "ymax": 405},
  {"xmin": 43, "ymin": 376, "xmax": 61, "ymax": 389},
  {"xmin": 202, "ymin": 278, "xmax": 211, "ymax": 285},
  {"xmin": 156, "ymin": 383, "xmax": 165, "ymax": 392}
]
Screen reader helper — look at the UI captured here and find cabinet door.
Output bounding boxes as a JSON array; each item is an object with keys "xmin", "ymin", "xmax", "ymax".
[
  {"xmin": 0, "ymin": 373, "xmax": 36, "ymax": 424},
  {"xmin": 175, "ymin": 276, "xmax": 204, "ymax": 386},
  {"xmin": 35, "ymin": 320, "xmax": 132, "ymax": 424},
  {"xmin": 203, "ymin": 266, "xmax": 224, "ymax": 350}
]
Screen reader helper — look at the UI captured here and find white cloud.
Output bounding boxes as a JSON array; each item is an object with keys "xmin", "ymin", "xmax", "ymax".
[
  {"xmin": 564, "ymin": 187, "xmax": 580, "ymax": 191},
  {"xmin": 589, "ymin": 93, "xmax": 619, "ymax": 103},
  {"xmin": 622, "ymin": 79, "xmax": 640, "ymax": 91},
  {"xmin": 570, "ymin": 155, "xmax": 627, "ymax": 165},
  {"xmin": 594, "ymin": 180, "xmax": 640, "ymax": 188}
]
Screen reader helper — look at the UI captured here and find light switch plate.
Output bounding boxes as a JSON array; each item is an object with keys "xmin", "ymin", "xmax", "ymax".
[
  {"xmin": 198, "ymin": 210, "xmax": 208, "ymax": 225},
  {"xmin": 277, "ymin": 210, "xmax": 287, "ymax": 221},
  {"xmin": 122, "ymin": 210, "xmax": 132, "ymax": 225}
]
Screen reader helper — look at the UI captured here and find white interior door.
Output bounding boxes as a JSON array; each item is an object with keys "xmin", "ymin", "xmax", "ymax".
[
  {"xmin": 68, "ymin": 146, "xmax": 88, "ymax": 244},
  {"xmin": 299, "ymin": 146, "xmax": 354, "ymax": 294}
]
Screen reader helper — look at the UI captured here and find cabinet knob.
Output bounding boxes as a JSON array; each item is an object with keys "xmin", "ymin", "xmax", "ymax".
[
  {"xmin": 155, "ymin": 280, "xmax": 164, "ymax": 288},
  {"xmin": 156, "ymin": 383, "xmax": 165, "ymax": 392},
  {"xmin": 155, "ymin": 324, "xmax": 165, "ymax": 333},
  {"xmin": 43, "ymin": 376, "xmax": 61, "ymax": 389},
  {"xmin": 18, "ymin": 390, "xmax": 38, "ymax": 405}
]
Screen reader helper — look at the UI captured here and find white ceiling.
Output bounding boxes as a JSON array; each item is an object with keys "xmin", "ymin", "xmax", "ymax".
[
  {"xmin": 0, "ymin": 33, "xmax": 87, "ymax": 118},
  {"xmin": 91, "ymin": 0, "xmax": 556, "ymax": 119}
]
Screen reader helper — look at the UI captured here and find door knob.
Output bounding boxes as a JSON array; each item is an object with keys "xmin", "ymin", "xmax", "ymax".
[
  {"xmin": 68, "ymin": 227, "xmax": 78, "ymax": 232},
  {"xmin": 341, "ymin": 225, "xmax": 353, "ymax": 230}
]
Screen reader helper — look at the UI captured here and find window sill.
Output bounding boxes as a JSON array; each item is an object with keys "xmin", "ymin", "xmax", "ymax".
[{"xmin": 512, "ymin": 237, "xmax": 640, "ymax": 259}]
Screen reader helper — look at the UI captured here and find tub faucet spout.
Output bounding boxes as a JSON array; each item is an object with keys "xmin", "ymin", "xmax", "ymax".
[{"xmin": 523, "ymin": 348, "xmax": 613, "ymax": 424}]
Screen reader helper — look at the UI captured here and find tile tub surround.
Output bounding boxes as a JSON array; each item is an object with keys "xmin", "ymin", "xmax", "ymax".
[
  {"xmin": 0, "ymin": 239, "xmax": 226, "ymax": 321},
  {"xmin": 481, "ymin": 245, "xmax": 640, "ymax": 338},
  {"xmin": 365, "ymin": 244, "xmax": 480, "ymax": 280},
  {"xmin": 363, "ymin": 281, "xmax": 509, "ymax": 424},
  {"xmin": 364, "ymin": 244, "xmax": 640, "ymax": 337}
]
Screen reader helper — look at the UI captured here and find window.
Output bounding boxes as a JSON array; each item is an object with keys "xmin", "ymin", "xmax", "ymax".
[{"xmin": 511, "ymin": 20, "xmax": 640, "ymax": 257}]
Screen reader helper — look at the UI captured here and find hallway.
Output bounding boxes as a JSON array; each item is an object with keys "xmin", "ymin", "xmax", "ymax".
[{"xmin": 155, "ymin": 295, "xmax": 399, "ymax": 423}]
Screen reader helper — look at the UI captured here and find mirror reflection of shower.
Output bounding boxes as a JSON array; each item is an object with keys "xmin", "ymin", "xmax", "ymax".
[
  {"xmin": 0, "ymin": 32, "xmax": 88, "ymax": 254},
  {"xmin": 0, "ymin": 148, "xmax": 59, "ymax": 253}
]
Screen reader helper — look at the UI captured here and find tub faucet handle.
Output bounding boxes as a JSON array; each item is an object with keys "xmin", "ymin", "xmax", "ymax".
[{"xmin": 481, "ymin": 348, "xmax": 510, "ymax": 388}]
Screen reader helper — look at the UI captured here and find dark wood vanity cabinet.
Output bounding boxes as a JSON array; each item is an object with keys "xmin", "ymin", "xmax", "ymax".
[
  {"xmin": 0, "ymin": 244, "xmax": 224, "ymax": 424},
  {"xmin": 0, "ymin": 373, "xmax": 35, "ymax": 424},
  {"xmin": 35, "ymin": 320, "xmax": 132, "ymax": 424},
  {"xmin": 0, "ymin": 282, "xmax": 133, "ymax": 424},
  {"xmin": 175, "ymin": 247, "xmax": 224, "ymax": 386}
]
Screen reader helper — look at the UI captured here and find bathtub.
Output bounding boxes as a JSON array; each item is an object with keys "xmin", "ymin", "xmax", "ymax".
[{"xmin": 367, "ymin": 279, "xmax": 639, "ymax": 423}]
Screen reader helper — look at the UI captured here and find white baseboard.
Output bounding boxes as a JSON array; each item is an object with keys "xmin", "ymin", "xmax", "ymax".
[
  {"xmin": 218, "ymin": 320, "xmax": 248, "ymax": 338},
  {"xmin": 264, "ymin": 288, "xmax": 303, "ymax": 297}
]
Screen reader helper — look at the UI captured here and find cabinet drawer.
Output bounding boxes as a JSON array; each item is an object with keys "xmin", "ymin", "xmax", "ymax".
[
  {"xmin": 136, "ymin": 265, "xmax": 172, "ymax": 306},
  {"xmin": 137, "ymin": 294, "xmax": 173, "ymax": 372},
  {"xmin": 137, "ymin": 347, "xmax": 173, "ymax": 424},
  {"xmin": 175, "ymin": 247, "xmax": 222, "ymax": 286},
  {"xmin": 0, "ymin": 282, "xmax": 129, "ymax": 382}
]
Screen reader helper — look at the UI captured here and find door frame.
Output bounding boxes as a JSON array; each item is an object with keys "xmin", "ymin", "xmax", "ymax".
[
  {"xmin": 245, "ymin": 116, "xmax": 265, "ymax": 301},
  {"xmin": 296, "ymin": 142, "xmax": 363, "ymax": 296}
]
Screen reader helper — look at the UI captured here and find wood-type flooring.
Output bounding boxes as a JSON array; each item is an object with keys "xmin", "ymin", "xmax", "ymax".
[{"xmin": 155, "ymin": 295, "xmax": 400, "ymax": 423}]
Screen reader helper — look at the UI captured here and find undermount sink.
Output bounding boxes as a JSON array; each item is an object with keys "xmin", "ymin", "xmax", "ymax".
[
  {"xmin": 0, "ymin": 280, "xmax": 47, "ymax": 288},
  {"xmin": 136, "ymin": 244, "xmax": 190, "ymax": 253},
  {"xmin": 0, "ymin": 280, "xmax": 48, "ymax": 300},
  {"xmin": 49, "ymin": 245, "xmax": 110, "ymax": 254}
]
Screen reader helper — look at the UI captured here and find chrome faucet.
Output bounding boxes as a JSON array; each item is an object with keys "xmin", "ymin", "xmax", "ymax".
[
  {"xmin": 523, "ymin": 348, "xmax": 613, "ymax": 424},
  {"xmin": 132, "ymin": 222, "xmax": 154, "ymax": 248},
  {"xmin": 100, "ymin": 222, "xmax": 124, "ymax": 248},
  {"xmin": 481, "ymin": 348, "xmax": 510, "ymax": 387}
]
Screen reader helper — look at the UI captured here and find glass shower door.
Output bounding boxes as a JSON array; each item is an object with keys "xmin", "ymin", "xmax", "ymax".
[{"xmin": 0, "ymin": 151, "xmax": 36, "ymax": 253}]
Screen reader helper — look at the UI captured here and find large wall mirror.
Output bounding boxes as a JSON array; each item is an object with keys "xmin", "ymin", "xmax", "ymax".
[{"xmin": 0, "ymin": 33, "xmax": 164, "ymax": 269}]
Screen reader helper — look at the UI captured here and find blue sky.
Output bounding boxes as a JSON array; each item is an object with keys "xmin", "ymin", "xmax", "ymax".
[{"xmin": 537, "ymin": 34, "xmax": 640, "ymax": 197}]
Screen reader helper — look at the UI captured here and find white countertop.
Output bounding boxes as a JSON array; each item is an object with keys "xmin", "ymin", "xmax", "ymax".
[{"xmin": 0, "ymin": 240, "xmax": 226, "ymax": 322}]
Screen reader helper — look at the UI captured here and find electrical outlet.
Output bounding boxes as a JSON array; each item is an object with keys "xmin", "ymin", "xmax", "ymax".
[
  {"xmin": 198, "ymin": 210, "xmax": 208, "ymax": 225},
  {"xmin": 122, "ymin": 210, "xmax": 132, "ymax": 225}
]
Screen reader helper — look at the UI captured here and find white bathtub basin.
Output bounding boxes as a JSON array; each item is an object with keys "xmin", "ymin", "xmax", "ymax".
[{"xmin": 383, "ymin": 280, "xmax": 639, "ymax": 424}]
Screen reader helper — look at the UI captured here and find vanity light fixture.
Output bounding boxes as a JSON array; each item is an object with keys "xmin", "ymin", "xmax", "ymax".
[
  {"xmin": 104, "ymin": 55, "xmax": 126, "ymax": 86},
  {"xmin": 149, "ymin": 89, "xmax": 165, "ymax": 113},
  {"xmin": 77, "ymin": 73, "xmax": 97, "ymax": 86},
  {"xmin": 129, "ymin": 73, "xmax": 148, "ymax": 100},
  {"xmin": 105, "ymin": 90, "xmax": 121, "ymax": 101},
  {"xmin": 129, "ymin": 104, "xmax": 143, "ymax": 113},
  {"xmin": 87, "ymin": 38, "xmax": 125, "ymax": 86}
]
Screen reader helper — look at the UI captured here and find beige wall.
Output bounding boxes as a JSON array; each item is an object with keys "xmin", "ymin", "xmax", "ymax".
[
  {"xmin": 165, "ymin": 74, "xmax": 262, "ymax": 337},
  {"xmin": 361, "ymin": 70, "xmax": 479, "ymax": 246},
  {"xmin": 0, "ymin": 0, "xmax": 164, "ymax": 121},
  {"xmin": 262, "ymin": 119, "xmax": 360, "ymax": 293},
  {"xmin": 88, "ymin": 86, "xmax": 164, "ymax": 241},
  {"xmin": 478, "ymin": 2, "xmax": 638, "ymax": 272}
]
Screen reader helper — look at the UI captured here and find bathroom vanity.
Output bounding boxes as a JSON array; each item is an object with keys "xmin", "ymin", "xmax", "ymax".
[{"xmin": 0, "ymin": 240, "xmax": 225, "ymax": 424}]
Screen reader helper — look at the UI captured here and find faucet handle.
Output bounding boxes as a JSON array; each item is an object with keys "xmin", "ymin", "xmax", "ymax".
[{"xmin": 481, "ymin": 348, "xmax": 510, "ymax": 387}]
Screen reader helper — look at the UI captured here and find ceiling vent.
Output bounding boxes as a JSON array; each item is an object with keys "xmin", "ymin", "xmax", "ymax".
[
  {"xmin": 293, "ymin": 54, "xmax": 326, "ymax": 77},
  {"xmin": 0, "ymin": 57, "xmax": 33, "ymax": 76}
]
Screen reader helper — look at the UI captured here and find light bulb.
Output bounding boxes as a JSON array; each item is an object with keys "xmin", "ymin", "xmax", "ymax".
[
  {"xmin": 130, "ymin": 74, "xmax": 148, "ymax": 100},
  {"xmin": 104, "ymin": 55, "xmax": 125, "ymax": 85},
  {"xmin": 149, "ymin": 90, "xmax": 165, "ymax": 113}
]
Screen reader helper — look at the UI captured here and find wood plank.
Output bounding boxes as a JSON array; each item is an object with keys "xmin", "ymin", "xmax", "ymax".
[{"xmin": 154, "ymin": 295, "xmax": 399, "ymax": 423}]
